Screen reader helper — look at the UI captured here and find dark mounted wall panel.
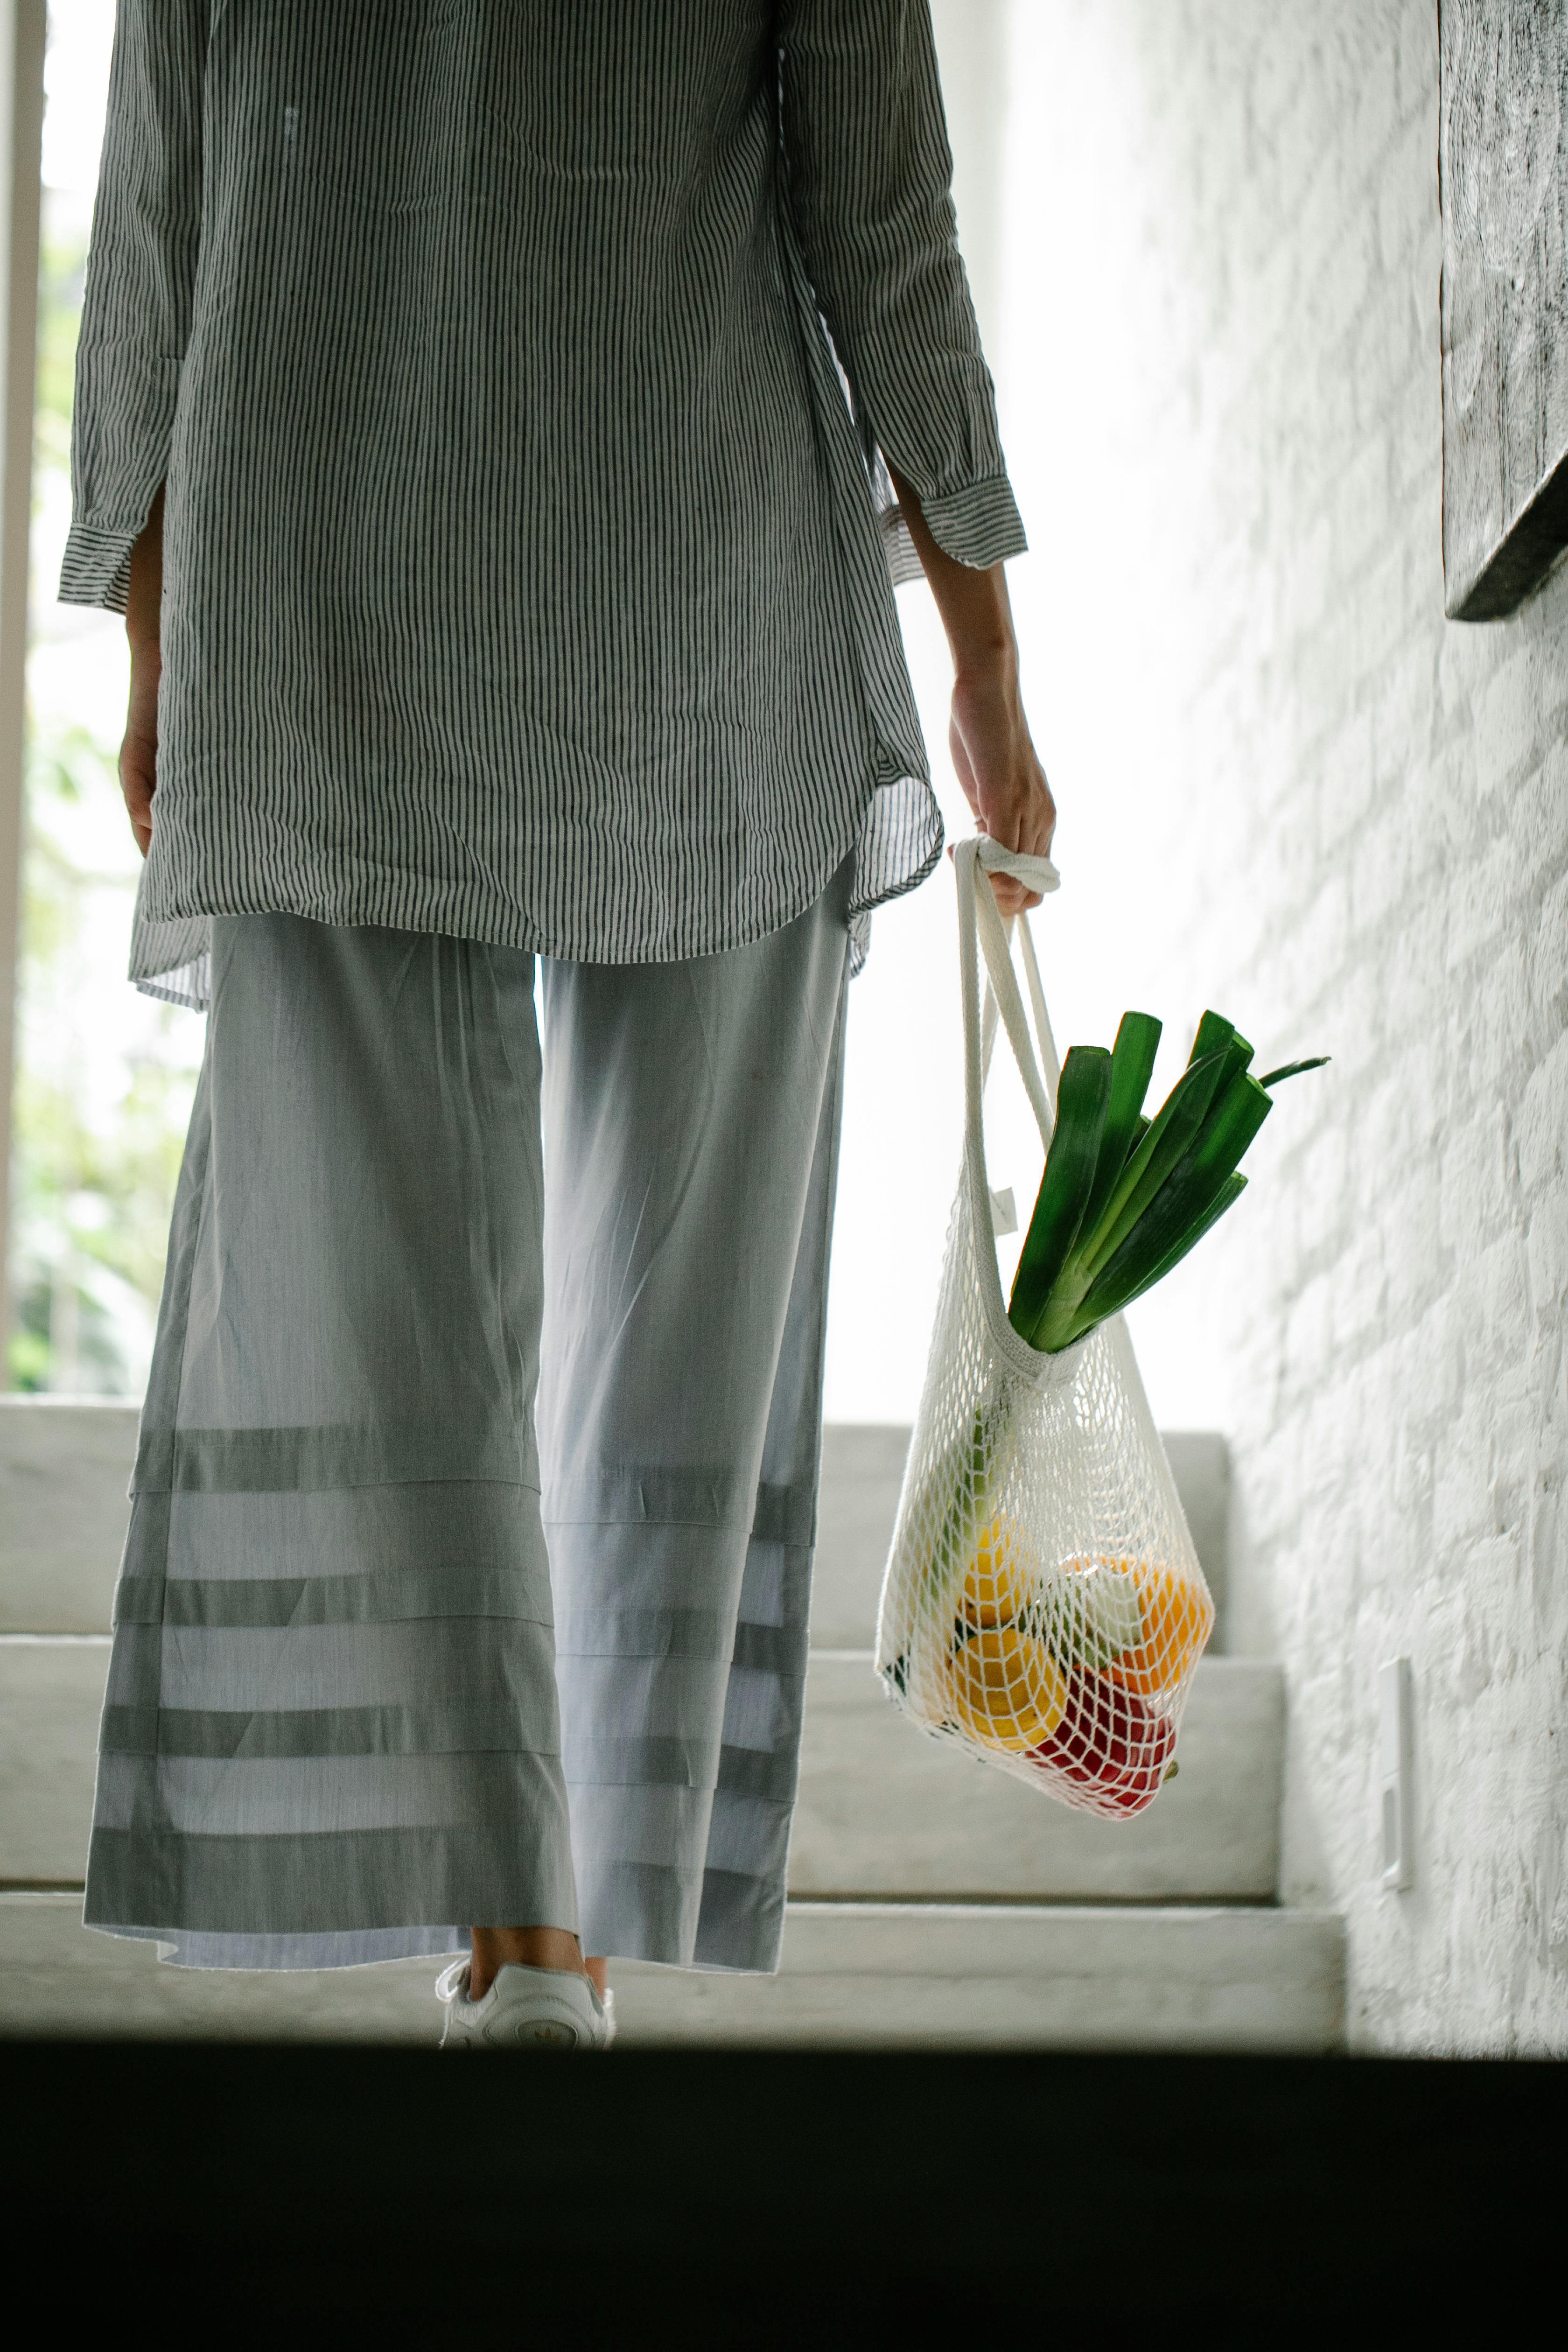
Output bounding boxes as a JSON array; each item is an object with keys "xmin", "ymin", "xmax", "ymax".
[{"xmin": 1440, "ymin": 0, "xmax": 1568, "ymax": 620}]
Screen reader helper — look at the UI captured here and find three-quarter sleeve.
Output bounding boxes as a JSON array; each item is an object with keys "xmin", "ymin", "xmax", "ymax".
[
  {"xmin": 59, "ymin": 0, "xmax": 207, "ymax": 614},
  {"xmin": 776, "ymin": 0, "xmax": 1026, "ymax": 574}
]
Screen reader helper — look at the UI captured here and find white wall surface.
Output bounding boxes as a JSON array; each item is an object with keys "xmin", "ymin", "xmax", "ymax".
[{"xmin": 991, "ymin": 0, "xmax": 1568, "ymax": 2052}]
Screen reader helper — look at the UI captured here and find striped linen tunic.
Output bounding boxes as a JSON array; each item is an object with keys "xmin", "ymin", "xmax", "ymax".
[{"xmin": 62, "ymin": 0, "xmax": 1025, "ymax": 995}]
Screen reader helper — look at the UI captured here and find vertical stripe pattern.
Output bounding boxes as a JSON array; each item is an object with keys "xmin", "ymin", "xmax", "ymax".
[{"xmin": 63, "ymin": 3, "xmax": 1026, "ymax": 995}]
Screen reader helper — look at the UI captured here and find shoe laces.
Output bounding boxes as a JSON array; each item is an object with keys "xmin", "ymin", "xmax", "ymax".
[{"xmin": 435, "ymin": 1958, "xmax": 472, "ymax": 2008}]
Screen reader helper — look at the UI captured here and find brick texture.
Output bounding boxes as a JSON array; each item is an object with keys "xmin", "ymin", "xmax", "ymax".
[{"xmin": 1000, "ymin": 0, "xmax": 1568, "ymax": 2050}]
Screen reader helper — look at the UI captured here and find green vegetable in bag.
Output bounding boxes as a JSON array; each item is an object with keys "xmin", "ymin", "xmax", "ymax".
[{"xmin": 1008, "ymin": 1013, "xmax": 1327, "ymax": 1354}]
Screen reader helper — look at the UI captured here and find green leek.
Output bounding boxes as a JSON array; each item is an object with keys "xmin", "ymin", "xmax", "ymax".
[{"xmin": 1008, "ymin": 1011, "xmax": 1325, "ymax": 1354}]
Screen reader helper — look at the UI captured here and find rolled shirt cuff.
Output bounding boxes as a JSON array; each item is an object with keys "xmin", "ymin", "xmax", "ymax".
[
  {"xmin": 59, "ymin": 520, "xmax": 138, "ymax": 614},
  {"xmin": 917, "ymin": 473, "xmax": 1029, "ymax": 570}
]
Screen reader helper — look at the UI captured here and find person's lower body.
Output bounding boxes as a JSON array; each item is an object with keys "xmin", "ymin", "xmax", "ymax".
[{"xmin": 83, "ymin": 861, "xmax": 852, "ymax": 2016}]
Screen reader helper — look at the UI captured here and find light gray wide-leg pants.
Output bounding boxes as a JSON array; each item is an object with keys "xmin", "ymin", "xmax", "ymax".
[{"xmin": 84, "ymin": 865, "xmax": 850, "ymax": 1972}]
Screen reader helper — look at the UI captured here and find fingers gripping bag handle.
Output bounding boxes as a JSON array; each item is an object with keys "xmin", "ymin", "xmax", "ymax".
[{"xmin": 875, "ymin": 840, "xmax": 1216, "ymax": 1817}]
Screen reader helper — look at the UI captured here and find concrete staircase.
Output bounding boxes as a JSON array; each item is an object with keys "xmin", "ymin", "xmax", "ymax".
[{"xmin": 0, "ymin": 1398, "xmax": 1344, "ymax": 2047}]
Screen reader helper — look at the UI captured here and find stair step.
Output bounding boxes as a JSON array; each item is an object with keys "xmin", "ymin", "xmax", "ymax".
[
  {"xmin": 1, "ymin": 1638, "xmax": 1281, "ymax": 1901},
  {"xmin": 0, "ymin": 1892, "xmax": 1344, "ymax": 2051},
  {"xmin": 0, "ymin": 1400, "xmax": 138, "ymax": 1633},
  {"xmin": 0, "ymin": 1404, "xmax": 1232, "ymax": 1643},
  {"xmin": 792, "ymin": 1652, "xmax": 1281, "ymax": 1901},
  {"xmin": 0, "ymin": 1637, "xmax": 109, "ymax": 1883},
  {"xmin": 0, "ymin": 1893, "xmax": 441, "ymax": 2041},
  {"xmin": 615, "ymin": 1902, "xmax": 1344, "ymax": 2052},
  {"xmin": 810, "ymin": 1424, "xmax": 913, "ymax": 1651}
]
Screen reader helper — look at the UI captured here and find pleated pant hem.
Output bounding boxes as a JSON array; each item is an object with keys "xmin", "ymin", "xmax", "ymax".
[
  {"xmin": 572, "ymin": 1856, "xmax": 788, "ymax": 1976},
  {"xmin": 83, "ymin": 1813, "xmax": 580, "ymax": 1970}
]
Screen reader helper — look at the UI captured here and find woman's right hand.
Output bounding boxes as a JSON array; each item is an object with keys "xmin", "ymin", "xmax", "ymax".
[{"xmin": 948, "ymin": 662, "xmax": 1056, "ymax": 916}]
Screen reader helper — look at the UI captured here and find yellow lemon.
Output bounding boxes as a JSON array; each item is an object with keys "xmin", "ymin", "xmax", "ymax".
[
  {"xmin": 956, "ymin": 1517, "xmax": 1034, "ymax": 1632},
  {"xmin": 946, "ymin": 1626, "xmax": 1069, "ymax": 1752}
]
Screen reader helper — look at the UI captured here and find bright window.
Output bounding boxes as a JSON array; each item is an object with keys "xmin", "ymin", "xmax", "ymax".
[{"xmin": 9, "ymin": 1, "xmax": 203, "ymax": 1393}]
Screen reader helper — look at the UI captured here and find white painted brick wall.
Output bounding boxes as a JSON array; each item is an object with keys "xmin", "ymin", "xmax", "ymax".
[{"xmin": 999, "ymin": 0, "xmax": 1568, "ymax": 2050}]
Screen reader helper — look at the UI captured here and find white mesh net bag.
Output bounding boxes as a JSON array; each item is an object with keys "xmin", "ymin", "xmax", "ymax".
[{"xmin": 875, "ymin": 838, "xmax": 1215, "ymax": 1817}]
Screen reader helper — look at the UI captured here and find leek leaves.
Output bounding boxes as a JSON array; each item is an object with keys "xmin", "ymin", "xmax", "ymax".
[{"xmin": 1008, "ymin": 1011, "xmax": 1325, "ymax": 1354}]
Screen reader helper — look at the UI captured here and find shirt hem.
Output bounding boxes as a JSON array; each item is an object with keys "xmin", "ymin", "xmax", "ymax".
[{"xmin": 128, "ymin": 773, "xmax": 943, "ymax": 1008}]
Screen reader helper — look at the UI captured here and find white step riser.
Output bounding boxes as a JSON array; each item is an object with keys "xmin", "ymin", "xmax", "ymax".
[
  {"xmin": 0, "ymin": 1894, "xmax": 442, "ymax": 2041},
  {"xmin": 792, "ymin": 1653, "xmax": 1281, "ymax": 1902},
  {"xmin": 0, "ymin": 1893, "xmax": 1344, "ymax": 2053},
  {"xmin": 0, "ymin": 1402, "xmax": 139, "ymax": 1634},
  {"xmin": 0, "ymin": 1642, "xmax": 106, "ymax": 1883},
  {"xmin": 0, "ymin": 1642, "xmax": 1281, "ymax": 1902},
  {"xmin": 616, "ymin": 1903, "xmax": 1344, "ymax": 2053}
]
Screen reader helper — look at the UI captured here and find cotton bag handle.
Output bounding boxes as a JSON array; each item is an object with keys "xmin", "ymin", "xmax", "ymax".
[
  {"xmin": 975, "ymin": 848, "xmax": 1061, "ymax": 1132},
  {"xmin": 959, "ymin": 841, "xmax": 1179, "ymax": 1463},
  {"xmin": 966, "ymin": 837, "xmax": 1061, "ymax": 1144},
  {"xmin": 954, "ymin": 835, "xmax": 1068, "ymax": 1373}
]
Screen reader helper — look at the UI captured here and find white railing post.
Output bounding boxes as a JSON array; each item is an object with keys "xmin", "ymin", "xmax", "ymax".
[{"xmin": 0, "ymin": 1, "xmax": 45, "ymax": 1376}]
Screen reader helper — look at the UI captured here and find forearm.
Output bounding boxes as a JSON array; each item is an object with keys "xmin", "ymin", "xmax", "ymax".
[
  {"xmin": 889, "ymin": 464, "xmax": 1016, "ymax": 687},
  {"xmin": 119, "ymin": 484, "xmax": 164, "ymax": 858},
  {"xmin": 125, "ymin": 483, "xmax": 164, "ymax": 751},
  {"xmin": 125, "ymin": 483, "xmax": 164, "ymax": 665},
  {"xmin": 887, "ymin": 465, "xmax": 1054, "ymax": 910}
]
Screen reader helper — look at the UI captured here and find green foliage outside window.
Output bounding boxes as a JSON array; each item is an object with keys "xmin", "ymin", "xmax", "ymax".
[{"xmin": 7, "ymin": 213, "xmax": 203, "ymax": 1393}]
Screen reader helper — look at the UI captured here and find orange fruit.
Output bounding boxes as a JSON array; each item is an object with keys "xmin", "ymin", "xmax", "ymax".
[
  {"xmin": 946, "ymin": 1626, "xmax": 1069, "ymax": 1752},
  {"xmin": 956, "ymin": 1517, "xmax": 1034, "ymax": 1631},
  {"xmin": 1104, "ymin": 1559, "xmax": 1212, "ymax": 1699}
]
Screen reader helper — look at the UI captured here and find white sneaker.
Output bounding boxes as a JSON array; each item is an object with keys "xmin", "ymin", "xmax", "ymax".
[{"xmin": 435, "ymin": 1959, "xmax": 615, "ymax": 2051}]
